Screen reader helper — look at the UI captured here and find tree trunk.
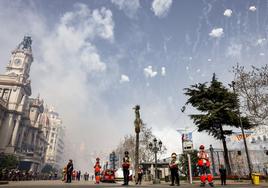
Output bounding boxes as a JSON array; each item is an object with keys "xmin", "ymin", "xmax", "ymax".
[{"xmin": 219, "ymin": 124, "xmax": 232, "ymax": 175}]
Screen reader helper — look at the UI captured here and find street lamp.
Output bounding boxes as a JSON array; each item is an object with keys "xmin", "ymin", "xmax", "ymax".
[{"xmin": 149, "ymin": 138, "xmax": 162, "ymax": 184}]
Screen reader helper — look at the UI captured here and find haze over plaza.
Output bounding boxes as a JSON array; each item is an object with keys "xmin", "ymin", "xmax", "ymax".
[{"xmin": 0, "ymin": 0, "xmax": 267, "ymax": 172}]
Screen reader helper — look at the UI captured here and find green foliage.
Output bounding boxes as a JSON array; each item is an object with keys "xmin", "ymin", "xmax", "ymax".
[
  {"xmin": 0, "ymin": 154, "xmax": 18, "ymax": 170},
  {"xmin": 41, "ymin": 164, "xmax": 57, "ymax": 174},
  {"xmin": 184, "ymin": 73, "xmax": 254, "ymax": 139},
  {"xmin": 179, "ymin": 150, "xmax": 199, "ymax": 177}
]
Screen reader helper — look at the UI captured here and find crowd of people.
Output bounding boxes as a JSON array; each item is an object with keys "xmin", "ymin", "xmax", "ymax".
[{"xmin": 0, "ymin": 168, "xmax": 54, "ymax": 181}]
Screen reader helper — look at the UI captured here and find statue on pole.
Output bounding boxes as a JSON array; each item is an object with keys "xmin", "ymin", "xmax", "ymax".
[{"xmin": 133, "ymin": 105, "xmax": 142, "ymax": 184}]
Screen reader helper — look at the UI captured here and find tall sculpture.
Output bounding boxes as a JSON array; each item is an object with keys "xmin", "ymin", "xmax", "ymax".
[
  {"xmin": 17, "ymin": 36, "xmax": 32, "ymax": 50},
  {"xmin": 133, "ymin": 105, "xmax": 142, "ymax": 184}
]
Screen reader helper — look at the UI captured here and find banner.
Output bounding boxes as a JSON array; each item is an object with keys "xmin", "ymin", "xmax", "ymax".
[
  {"xmin": 182, "ymin": 132, "xmax": 192, "ymax": 142},
  {"xmin": 234, "ymin": 133, "xmax": 251, "ymax": 141}
]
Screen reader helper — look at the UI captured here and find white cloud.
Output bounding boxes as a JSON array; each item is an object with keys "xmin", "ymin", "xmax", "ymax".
[
  {"xmin": 226, "ymin": 42, "xmax": 242, "ymax": 58},
  {"xmin": 256, "ymin": 38, "xmax": 266, "ymax": 45},
  {"xmin": 144, "ymin": 65, "xmax": 158, "ymax": 78},
  {"xmin": 249, "ymin": 6, "xmax": 257, "ymax": 12},
  {"xmin": 0, "ymin": 2, "xmax": 117, "ymax": 172},
  {"xmin": 209, "ymin": 28, "xmax": 224, "ymax": 38},
  {"xmin": 207, "ymin": 58, "xmax": 212, "ymax": 62},
  {"xmin": 259, "ymin": 53, "xmax": 265, "ymax": 56},
  {"xmin": 223, "ymin": 9, "xmax": 232, "ymax": 17},
  {"xmin": 151, "ymin": 0, "xmax": 173, "ymax": 18},
  {"xmin": 120, "ymin": 74, "xmax": 130, "ymax": 83},
  {"xmin": 111, "ymin": 0, "xmax": 140, "ymax": 18},
  {"xmin": 161, "ymin": 67, "xmax": 166, "ymax": 76}
]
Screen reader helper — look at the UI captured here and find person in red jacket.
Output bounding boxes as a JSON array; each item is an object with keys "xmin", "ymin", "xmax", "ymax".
[
  {"xmin": 197, "ymin": 145, "xmax": 214, "ymax": 187},
  {"xmin": 94, "ymin": 157, "xmax": 101, "ymax": 184},
  {"xmin": 122, "ymin": 151, "xmax": 131, "ymax": 186}
]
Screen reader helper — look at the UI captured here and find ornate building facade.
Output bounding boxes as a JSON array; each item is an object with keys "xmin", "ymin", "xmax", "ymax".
[
  {"xmin": 42, "ymin": 106, "xmax": 65, "ymax": 170},
  {"xmin": 0, "ymin": 37, "xmax": 48, "ymax": 172}
]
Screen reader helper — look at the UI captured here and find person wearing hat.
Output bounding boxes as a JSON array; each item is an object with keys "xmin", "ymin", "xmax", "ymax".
[
  {"xmin": 197, "ymin": 145, "xmax": 214, "ymax": 187},
  {"xmin": 94, "ymin": 157, "xmax": 101, "ymax": 184},
  {"xmin": 169, "ymin": 153, "xmax": 180, "ymax": 186},
  {"xmin": 122, "ymin": 151, "xmax": 131, "ymax": 186}
]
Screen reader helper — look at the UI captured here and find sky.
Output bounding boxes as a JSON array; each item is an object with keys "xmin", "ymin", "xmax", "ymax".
[{"xmin": 0, "ymin": 0, "xmax": 267, "ymax": 171}]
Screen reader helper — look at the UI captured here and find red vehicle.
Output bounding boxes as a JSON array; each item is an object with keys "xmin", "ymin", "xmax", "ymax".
[{"xmin": 100, "ymin": 169, "xmax": 115, "ymax": 183}]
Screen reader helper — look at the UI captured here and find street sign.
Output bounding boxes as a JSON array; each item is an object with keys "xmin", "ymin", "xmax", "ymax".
[{"xmin": 182, "ymin": 133, "xmax": 193, "ymax": 151}]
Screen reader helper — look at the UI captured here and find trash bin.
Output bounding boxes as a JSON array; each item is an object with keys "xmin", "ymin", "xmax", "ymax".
[{"xmin": 252, "ymin": 173, "xmax": 261, "ymax": 185}]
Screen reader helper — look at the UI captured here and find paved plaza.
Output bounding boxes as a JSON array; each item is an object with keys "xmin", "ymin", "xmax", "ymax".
[{"xmin": 0, "ymin": 180, "xmax": 267, "ymax": 188}]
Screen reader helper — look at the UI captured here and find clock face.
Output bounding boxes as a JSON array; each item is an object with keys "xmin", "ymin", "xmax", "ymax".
[{"xmin": 14, "ymin": 59, "xmax": 21, "ymax": 66}]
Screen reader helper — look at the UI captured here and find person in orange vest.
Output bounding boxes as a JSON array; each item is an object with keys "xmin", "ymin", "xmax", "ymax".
[
  {"xmin": 62, "ymin": 166, "xmax": 67, "ymax": 182},
  {"xmin": 94, "ymin": 157, "xmax": 101, "ymax": 184},
  {"xmin": 197, "ymin": 145, "xmax": 214, "ymax": 187}
]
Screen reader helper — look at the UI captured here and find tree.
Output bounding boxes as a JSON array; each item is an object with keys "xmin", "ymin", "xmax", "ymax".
[
  {"xmin": 0, "ymin": 154, "xmax": 18, "ymax": 170},
  {"xmin": 115, "ymin": 125, "xmax": 167, "ymax": 168},
  {"xmin": 179, "ymin": 150, "xmax": 198, "ymax": 177},
  {"xmin": 184, "ymin": 73, "xmax": 254, "ymax": 175},
  {"xmin": 233, "ymin": 64, "xmax": 268, "ymax": 125}
]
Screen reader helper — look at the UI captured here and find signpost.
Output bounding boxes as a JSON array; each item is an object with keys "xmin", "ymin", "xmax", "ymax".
[{"xmin": 177, "ymin": 129, "xmax": 194, "ymax": 184}]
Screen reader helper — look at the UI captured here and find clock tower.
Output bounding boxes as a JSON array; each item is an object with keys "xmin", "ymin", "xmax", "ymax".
[{"xmin": 5, "ymin": 36, "xmax": 33, "ymax": 81}]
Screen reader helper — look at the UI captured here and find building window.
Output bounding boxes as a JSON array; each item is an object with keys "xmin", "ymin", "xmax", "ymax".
[
  {"xmin": 2, "ymin": 89, "xmax": 10, "ymax": 101},
  {"xmin": 52, "ymin": 133, "xmax": 55, "ymax": 137},
  {"xmin": 263, "ymin": 135, "xmax": 267, "ymax": 141},
  {"xmin": 50, "ymin": 139, "xmax": 53, "ymax": 143},
  {"xmin": 52, "ymin": 128, "xmax": 56, "ymax": 131}
]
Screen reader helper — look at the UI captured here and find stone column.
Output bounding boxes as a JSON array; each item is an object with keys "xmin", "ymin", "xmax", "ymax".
[
  {"xmin": 10, "ymin": 115, "xmax": 21, "ymax": 147},
  {"xmin": 0, "ymin": 114, "xmax": 13, "ymax": 149}
]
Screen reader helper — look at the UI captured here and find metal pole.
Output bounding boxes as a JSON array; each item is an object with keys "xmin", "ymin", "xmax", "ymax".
[
  {"xmin": 209, "ymin": 145, "xmax": 216, "ymax": 176},
  {"xmin": 232, "ymin": 82, "xmax": 253, "ymax": 183},
  {"xmin": 187, "ymin": 153, "xmax": 193, "ymax": 184}
]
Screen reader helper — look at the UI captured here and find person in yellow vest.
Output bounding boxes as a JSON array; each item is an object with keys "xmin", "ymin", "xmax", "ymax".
[
  {"xmin": 169, "ymin": 153, "xmax": 180, "ymax": 186},
  {"xmin": 94, "ymin": 157, "xmax": 101, "ymax": 184},
  {"xmin": 122, "ymin": 151, "xmax": 131, "ymax": 186},
  {"xmin": 197, "ymin": 145, "xmax": 214, "ymax": 187}
]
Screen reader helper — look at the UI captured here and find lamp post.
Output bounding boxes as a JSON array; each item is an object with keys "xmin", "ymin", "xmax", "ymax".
[
  {"xmin": 231, "ymin": 81, "xmax": 253, "ymax": 182},
  {"xmin": 133, "ymin": 105, "xmax": 142, "ymax": 184},
  {"xmin": 149, "ymin": 138, "xmax": 162, "ymax": 184}
]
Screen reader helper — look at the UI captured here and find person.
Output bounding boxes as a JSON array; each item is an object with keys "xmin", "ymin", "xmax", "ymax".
[
  {"xmin": 62, "ymin": 166, "xmax": 67, "ymax": 182},
  {"xmin": 136, "ymin": 166, "xmax": 143, "ymax": 185},
  {"xmin": 219, "ymin": 165, "xmax": 227, "ymax": 186},
  {"xmin": 122, "ymin": 151, "xmax": 131, "ymax": 186},
  {"xmin": 169, "ymin": 153, "xmax": 180, "ymax": 186},
  {"xmin": 66, "ymin": 159, "xmax": 73, "ymax": 183},
  {"xmin": 77, "ymin": 170, "xmax": 81, "ymax": 181},
  {"xmin": 197, "ymin": 145, "xmax": 214, "ymax": 187},
  {"xmin": 94, "ymin": 157, "xmax": 101, "ymax": 184}
]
